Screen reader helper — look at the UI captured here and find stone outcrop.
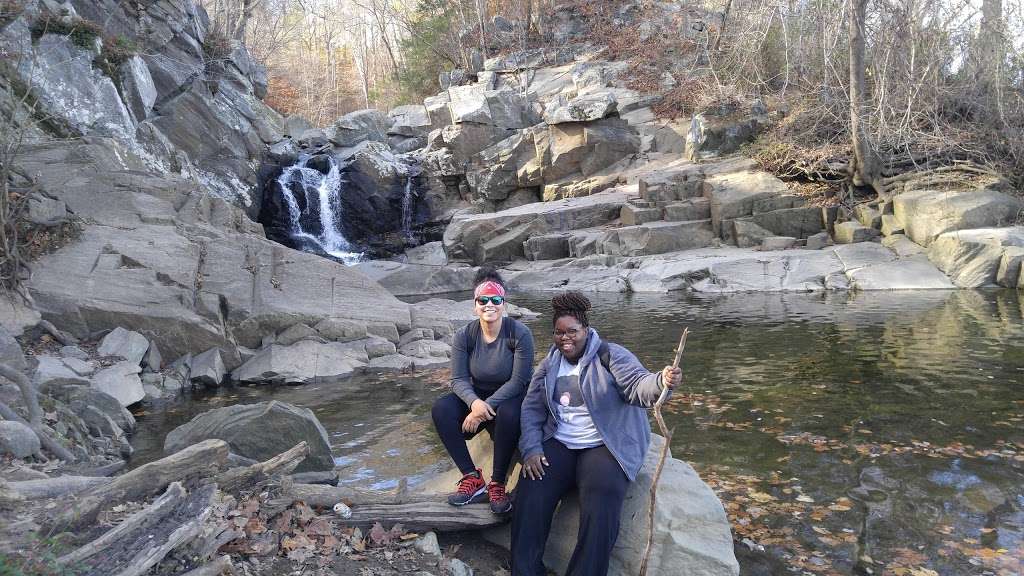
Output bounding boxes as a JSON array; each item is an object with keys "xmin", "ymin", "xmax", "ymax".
[
  {"xmin": 892, "ymin": 188, "xmax": 1022, "ymax": 247},
  {"xmin": 419, "ymin": 434, "xmax": 739, "ymax": 576},
  {"xmin": 926, "ymin": 227, "xmax": 1024, "ymax": 287},
  {"xmin": 443, "ymin": 190, "xmax": 630, "ymax": 264},
  {"xmin": 163, "ymin": 400, "xmax": 334, "ymax": 472}
]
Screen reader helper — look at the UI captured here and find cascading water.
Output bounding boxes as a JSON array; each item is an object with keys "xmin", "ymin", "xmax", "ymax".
[
  {"xmin": 400, "ymin": 175, "xmax": 414, "ymax": 241},
  {"xmin": 275, "ymin": 155, "xmax": 363, "ymax": 264}
]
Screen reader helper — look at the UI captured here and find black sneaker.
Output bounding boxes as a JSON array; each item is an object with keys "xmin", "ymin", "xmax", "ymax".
[
  {"xmin": 487, "ymin": 481, "xmax": 512, "ymax": 514},
  {"xmin": 447, "ymin": 468, "xmax": 487, "ymax": 506}
]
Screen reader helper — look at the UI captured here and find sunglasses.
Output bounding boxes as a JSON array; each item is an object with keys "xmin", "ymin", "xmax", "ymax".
[{"xmin": 475, "ymin": 295, "xmax": 505, "ymax": 306}]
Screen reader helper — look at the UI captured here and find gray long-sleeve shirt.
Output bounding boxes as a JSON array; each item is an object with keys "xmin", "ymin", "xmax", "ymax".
[{"xmin": 449, "ymin": 318, "xmax": 535, "ymax": 409}]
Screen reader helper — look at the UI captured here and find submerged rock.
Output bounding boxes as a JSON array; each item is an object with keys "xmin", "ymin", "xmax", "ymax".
[{"xmin": 163, "ymin": 400, "xmax": 334, "ymax": 472}]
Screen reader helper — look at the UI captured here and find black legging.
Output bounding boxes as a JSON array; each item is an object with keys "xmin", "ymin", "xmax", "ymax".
[
  {"xmin": 510, "ymin": 438, "xmax": 630, "ymax": 576},
  {"xmin": 431, "ymin": 389, "xmax": 524, "ymax": 482}
]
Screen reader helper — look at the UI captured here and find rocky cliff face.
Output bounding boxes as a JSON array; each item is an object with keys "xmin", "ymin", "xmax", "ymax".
[
  {"xmin": 2, "ymin": 0, "xmax": 279, "ymax": 213},
  {"xmin": 1, "ymin": 1, "xmax": 451, "ymax": 373}
]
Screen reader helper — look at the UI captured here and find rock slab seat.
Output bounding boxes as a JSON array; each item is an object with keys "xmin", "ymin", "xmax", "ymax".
[
  {"xmin": 420, "ymin": 434, "xmax": 738, "ymax": 576},
  {"xmin": 163, "ymin": 400, "xmax": 333, "ymax": 473}
]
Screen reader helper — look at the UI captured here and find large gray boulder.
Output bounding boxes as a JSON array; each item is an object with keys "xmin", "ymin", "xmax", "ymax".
[
  {"xmin": 893, "ymin": 188, "xmax": 1022, "ymax": 247},
  {"xmin": 330, "ymin": 109, "xmax": 392, "ymax": 147},
  {"xmin": 231, "ymin": 340, "xmax": 367, "ymax": 384},
  {"xmin": 465, "ymin": 129, "xmax": 542, "ymax": 200},
  {"xmin": 388, "ymin": 105, "xmax": 431, "ymax": 137},
  {"xmin": 0, "ymin": 421, "xmax": 40, "ymax": 459},
  {"xmin": 120, "ymin": 55, "xmax": 157, "ymax": 123},
  {"xmin": 702, "ymin": 161, "xmax": 802, "ymax": 241},
  {"xmin": 190, "ymin": 348, "xmax": 227, "ymax": 387},
  {"xmin": 686, "ymin": 113, "xmax": 767, "ymax": 160},
  {"xmin": 354, "ymin": 261, "xmax": 478, "ymax": 296},
  {"xmin": 163, "ymin": 400, "xmax": 334, "ymax": 472},
  {"xmin": 0, "ymin": 328, "xmax": 26, "ymax": 371},
  {"xmin": 91, "ymin": 361, "xmax": 144, "ymax": 407},
  {"xmin": 21, "ymin": 34, "xmax": 135, "ymax": 140},
  {"xmin": 421, "ymin": 434, "xmax": 738, "ymax": 576},
  {"xmin": 847, "ymin": 256, "xmax": 956, "ymax": 290},
  {"xmin": 98, "ymin": 327, "xmax": 150, "ymax": 365},
  {"xmin": 926, "ymin": 227, "xmax": 1024, "ymax": 287},
  {"xmin": 599, "ymin": 220, "xmax": 717, "ymax": 257},
  {"xmin": 543, "ymin": 92, "xmax": 617, "ymax": 124}
]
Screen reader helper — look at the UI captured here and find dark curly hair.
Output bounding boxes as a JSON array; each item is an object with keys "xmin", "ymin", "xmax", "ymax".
[
  {"xmin": 473, "ymin": 266, "xmax": 506, "ymax": 290},
  {"xmin": 551, "ymin": 291, "xmax": 591, "ymax": 327}
]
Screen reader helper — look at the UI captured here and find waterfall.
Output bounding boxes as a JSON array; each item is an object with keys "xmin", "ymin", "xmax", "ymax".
[
  {"xmin": 400, "ymin": 175, "xmax": 414, "ymax": 241},
  {"xmin": 275, "ymin": 155, "xmax": 362, "ymax": 264}
]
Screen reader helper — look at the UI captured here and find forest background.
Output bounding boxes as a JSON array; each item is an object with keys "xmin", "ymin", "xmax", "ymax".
[{"xmin": 200, "ymin": 0, "xmax": 1024, "ymax": 191}]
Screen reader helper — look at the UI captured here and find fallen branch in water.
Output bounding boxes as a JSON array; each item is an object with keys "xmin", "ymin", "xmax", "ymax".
[{"xmin": 639, "ymin": 327, "xmax": 688, "ymax": 576}]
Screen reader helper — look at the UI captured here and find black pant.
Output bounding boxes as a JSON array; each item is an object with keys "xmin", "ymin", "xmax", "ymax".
[
  {"xmin": 510, "ymin": 438, "xmax": 630, "ymax": 576},
  {"xmin": 431, "ymin": 391, "xmax": 523, "ymax": 483}
]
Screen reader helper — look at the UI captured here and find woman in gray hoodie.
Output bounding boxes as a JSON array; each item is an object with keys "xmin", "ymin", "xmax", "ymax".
[{"xmin": 511, "ymin": 291, "xmax": 680, "ymax": 576}]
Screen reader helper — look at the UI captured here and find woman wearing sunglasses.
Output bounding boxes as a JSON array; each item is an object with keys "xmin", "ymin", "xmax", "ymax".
[
  {"xmin": 431, "ymin": 267, "xmax": 535, "ymax": 514},
  {"xmin": 511, "ymin": 291, "xmax": 681, "ymax": 576}
]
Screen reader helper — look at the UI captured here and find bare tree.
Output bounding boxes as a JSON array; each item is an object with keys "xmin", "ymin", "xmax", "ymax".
[{"xmin": 848, "ymin": 0, "xmax": 881, "ymax": 192}]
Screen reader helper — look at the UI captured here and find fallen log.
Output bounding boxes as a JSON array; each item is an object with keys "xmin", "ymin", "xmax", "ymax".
[
  {"xmin": 214, "ymin": 441, "xmax": 308, "ymax": 494},
  {"xmin": 175, "ymin": 555, "xmax": 234, "ymax": 576},
  {"xmin": 346, "ymin": 500, "xmax": 506, "ymax": 532},
  {"xmin": 264, "ymin": 483, "xmax": 507, "ymax": 532},
  {"xmin": 6, "ymin": 475, "xmax": 109, "ymax": 499},
  {"xmin": 58, "ymin": 482, "xmax": 217, "ymax": 576},
  {"xmin": 43, "ymin": 439, "xmax": 229, "ymax": 534}
]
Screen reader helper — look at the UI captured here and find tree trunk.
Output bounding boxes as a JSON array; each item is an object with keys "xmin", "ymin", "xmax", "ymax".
[
  {"xmin": 976, "ymin": 0, "xmax": 1004, "ymax": 120},
  {"xmin": 848, "ymin": 0, "xmax": 881, "ymax": 193}
]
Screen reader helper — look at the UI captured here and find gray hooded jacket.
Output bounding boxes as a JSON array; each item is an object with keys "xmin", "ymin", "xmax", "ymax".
[{"xmin": 519, "ymin": 328, "xmax": 668, "ymax": 481}]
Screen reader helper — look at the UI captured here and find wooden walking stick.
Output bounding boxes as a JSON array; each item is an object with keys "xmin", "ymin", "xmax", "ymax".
[{"xmin": 639, "ymin": 328, "xmax": 688, "ymax": 576}]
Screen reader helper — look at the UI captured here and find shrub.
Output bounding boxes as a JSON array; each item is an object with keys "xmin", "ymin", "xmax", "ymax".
[
  {"xmin": 202, "ymin": 28, "xmax": 233, "ymax": 63},
  {"xmin": 29, "ymin": 14, "xmax": 103, "ymax": 50},
  {"xmin": 94, "ymin": 35, "xmax": 137, "ymax": 78},
  {"xmin": 0, "ymin": 0, "xmax": 25, "ymax": 27}
]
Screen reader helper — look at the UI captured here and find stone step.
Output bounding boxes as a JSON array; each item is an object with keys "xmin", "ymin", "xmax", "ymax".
[
  {"xmin": 524, "ymin": 233, "xmax": 570, "ymax": 261},
  {"xmin": 620, "ymin": 204, "xmax": 663, "ymax": 226},
  {"xmin": 597, "ymin": 220, "xmax": 716, "ymax": 257},
  {"xmin": 663, "ymin": 198, "xmax": 711, "ymax": 221},
  {"xmin": 627, "ymin": 197, "xmax": 654, "ymax": 209}
]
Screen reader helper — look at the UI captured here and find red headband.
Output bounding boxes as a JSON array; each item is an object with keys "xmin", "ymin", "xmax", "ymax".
[{"xmin": 474, "ymin": 281, "xmax": 506, "ymax": 298}]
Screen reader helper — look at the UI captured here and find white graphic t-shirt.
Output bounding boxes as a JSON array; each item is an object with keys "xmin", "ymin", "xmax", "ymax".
[{"xmin": 552, "ymin": 357, "xmax": 603, "ymax": 449}]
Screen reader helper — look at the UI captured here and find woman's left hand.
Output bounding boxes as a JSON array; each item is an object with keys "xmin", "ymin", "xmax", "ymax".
[
  {"xmin": 661, "ymin": 366, "xmax": 681, "ymax": 389},
  {"xmin": 462, "ymin": 413, "xmax": 484, "ymax": 433}
]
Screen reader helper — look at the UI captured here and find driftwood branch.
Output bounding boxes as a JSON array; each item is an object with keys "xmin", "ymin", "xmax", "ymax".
[
  {"xmin": 346, "ymin": 500, "xmax": 507, "ymax": 532},
  {"xmin": 639, "ymin": 328, "xmax": 688, "ymax": 576},
  {"xmin": 59, "ymin": 482, "xmax": 217, "ymax": 576},
  {"xmin": 5, "ymin": 475, "xmax": 109, "ymax": 499},
  {"xmin": 214, "ymin": 441, "xmax": 308, "ymax": 494},
  {"xmin": 43, "ymin": 439, "xmax": 229, "ymax": 534},
  {"xmin": 263, "ymin": 482, "xmax": 505, "ymax": 532}
]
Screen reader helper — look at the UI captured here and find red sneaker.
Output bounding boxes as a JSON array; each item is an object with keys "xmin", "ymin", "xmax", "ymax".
[
  {"xmin": 487, "ymin": 481, "xmax": 512, "ymax": 514},
  {"xmin": 447, "ymin": 468, "xmax": 487, "ymax": 506}
]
